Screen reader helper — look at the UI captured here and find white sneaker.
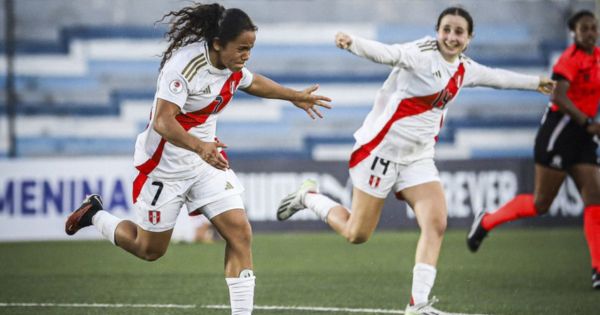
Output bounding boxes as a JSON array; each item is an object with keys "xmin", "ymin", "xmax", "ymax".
[
  {"xmin": 276, "ymin": 179, "xmax": 318, "ymax": 221},
  {"xmin": 405, "ymin": 297, "xmax": 448, "ymax": 315}
]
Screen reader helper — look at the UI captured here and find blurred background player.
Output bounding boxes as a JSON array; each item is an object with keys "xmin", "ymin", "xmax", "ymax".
[
  {"xmin": 171, "ymin": 212, "xmax": 218, "ymax": 244},
  {"xmin": 277, "ymin": 6, "xmax": 554, "ymax": 314},
  {"xmin": 467, "ymin": 10, "xmax": 600, "ymax": 290},
  {"xmin": 64, "ymin": 2, "xmax": 331, "ymax": 314}
]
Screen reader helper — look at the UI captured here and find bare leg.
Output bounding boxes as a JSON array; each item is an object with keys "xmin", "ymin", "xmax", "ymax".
[
  {"xmin": 401, "ymin": 181, "xmax": 447, "ymax": 266},
  {"xmin": 400, "ymin": 181, "xmax": 446, "ymax": 305},
  {"xmin": 533, "ymin": 164, "xmax": 567, "ymax": 213},
  {"xmin": 210, "ymin": 209, "xmax": 253, "ymax": 277},
  {"xmin": 569, "ymin": 164, "xmax": 600, "ymax": 206},
  {"xmin": 326, "ymin": 187, "xmax": 386, "ymax": 244},
  {"xmin": 114, "ymin": 221, "xmax": 173, "ymax": 261}
]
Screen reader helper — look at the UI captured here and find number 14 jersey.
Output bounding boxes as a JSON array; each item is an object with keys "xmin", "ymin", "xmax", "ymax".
[{"xmin": 347, "ymin": 36, "xmax": 540, "ymax": 167}]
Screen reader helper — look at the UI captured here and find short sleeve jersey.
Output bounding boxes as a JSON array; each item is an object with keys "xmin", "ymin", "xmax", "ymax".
[
  {"xmin": 134, "ymin": 41, "xmax": 253, "ymax": 180},
  {"xmin": 349, "ymin": 36, "xmax": 539, "ymax": 167},
  {"xmin": 551, "ymin": 44, "xmax": 600, "ymax": 117}
]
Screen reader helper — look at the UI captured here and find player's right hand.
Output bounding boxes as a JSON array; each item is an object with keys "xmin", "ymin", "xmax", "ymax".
[
  {"xmin": 197, "ymin": 141, "xmax": 229, "ymax": 170},
  {"xmin": 335, "ymin": 32, "xmax": 352, "ymax": 49}
]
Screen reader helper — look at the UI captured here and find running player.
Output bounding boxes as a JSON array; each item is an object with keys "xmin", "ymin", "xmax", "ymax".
[
  {"xmin": 277, "ymin": 6, "xmax": 554, "ymax": 314},
  {"xmin": 64, "ymin": 3, "xmax": 331, "ymax": 314},
  {"xmin": 467, "ymin": 10, "xmax": 600, "ymax": 290}
]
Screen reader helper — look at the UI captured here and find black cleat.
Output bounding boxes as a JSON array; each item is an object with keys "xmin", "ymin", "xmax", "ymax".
[
  {"xmin": 65, "ymin": 194, "xmax": 103, "ymax": 235},
  {"xmin": 593, "ymin": 269, "xmax": 600, "ymax": 290},
  {"xmin": 467, "ymin": 211, "xmax": 489, "ymax": 253}
]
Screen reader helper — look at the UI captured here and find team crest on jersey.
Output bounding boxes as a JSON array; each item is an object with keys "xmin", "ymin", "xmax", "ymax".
[
  {"xmin": 148, "ymin": 210, "xmax": 161, "ymax": 225},
  {"xmin": 169, "ymin": 79, "xmax": 184, "ymax": 94}
]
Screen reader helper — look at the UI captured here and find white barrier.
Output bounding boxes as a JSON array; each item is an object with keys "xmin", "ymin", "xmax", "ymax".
[
  {"xmin": 0, "ymin": 157, "xmax": 584, "ymax": 241},
  {"xmin": 0, "ymin": 157, "xmax": 351, "ymax": 241}
]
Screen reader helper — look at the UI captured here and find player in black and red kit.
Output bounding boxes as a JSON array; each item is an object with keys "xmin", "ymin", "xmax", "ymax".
[{"xmin": 468, "ymin": 10, "xmax": 600, "ymax": 290}]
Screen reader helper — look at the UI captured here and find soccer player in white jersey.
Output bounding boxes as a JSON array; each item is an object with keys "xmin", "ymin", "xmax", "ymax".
[
  {"xmin": 277, "ymin": 6, "xmax": 554, "ymax": 315},
  {"xmin": 64, "ymin": 3, "xmax": 331, "ymax": 315}
]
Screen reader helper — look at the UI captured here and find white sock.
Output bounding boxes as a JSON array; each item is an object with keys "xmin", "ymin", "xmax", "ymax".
[
  {"xmin": 304, "ymin": 193, "xmax": 340, "ymax": 222},
  {"xmin": 226, "ymin": 269, "xmax": 255, "ymax": 315},
  {"xmin": 92, "ymin": 210, "xmax": 123, "ymax": 245},
  {"xmin": 411, "ymin": 263, "xmax": 437, "ymax": 305}
]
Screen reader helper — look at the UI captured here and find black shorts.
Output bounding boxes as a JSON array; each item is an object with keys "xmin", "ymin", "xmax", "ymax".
[{"xmin": 534, "ymin": 109, "xmax": 599, "ymax": 171}]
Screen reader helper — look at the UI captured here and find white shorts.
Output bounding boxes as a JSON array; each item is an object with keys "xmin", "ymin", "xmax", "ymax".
[
  {"xmin": 349, "ymin": 155, "xmax": 440, "ymax": 199},
  {"xmin": 133, "ymin": 168, "xmax": 245, "ymax": 232}
]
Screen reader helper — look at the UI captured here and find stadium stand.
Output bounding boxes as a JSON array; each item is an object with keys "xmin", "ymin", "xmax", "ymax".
[{"xmin": 0, "ymin": 0, "xmax": 593, "ymax": 159}]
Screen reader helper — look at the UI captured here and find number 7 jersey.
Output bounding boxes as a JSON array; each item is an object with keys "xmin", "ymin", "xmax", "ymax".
[
  {"xmin": 134, "ymin": 41, "xmax": 253, "ymax": 180},
  {"xmin": 346, "ymin": 36, "xmax": 540, "ymax": 167}
]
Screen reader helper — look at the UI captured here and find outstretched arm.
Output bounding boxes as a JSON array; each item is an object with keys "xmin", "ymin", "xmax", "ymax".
[
  {"xmin": 335, "ymin": 32, "xmax": 404, "ymax": 66},
  {"xmin": 551, "ymin": 80, "xmax": 600, "ymax": 135},
  {"xmin": 154, "ymin": 98, "xmax": 229, "ymax": 170},
  {"xmin": 242, "ymin": 74, "xmax": 332, "ymax": 119},
  {"xmin": 466, "ymin": 62, "xmax": 555, "ymax": 94}
]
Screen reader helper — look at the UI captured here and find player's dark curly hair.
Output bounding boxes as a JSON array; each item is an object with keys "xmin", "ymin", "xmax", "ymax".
[
  {"xmin": 436, "ymin": 6, "xmax": 474, "ymax": 35},
  {"xmin": 568, "ymin": 10, "xmax": 596, "ymax": 31},
  {"xmin": 158, "ymin": 2, "xmax": 257, "ymax": 70}
]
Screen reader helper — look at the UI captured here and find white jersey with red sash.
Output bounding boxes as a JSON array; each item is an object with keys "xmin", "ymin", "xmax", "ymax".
[
  {"xmin": 346, "ymin": 36, "xmax": 540, "ymax": 167},
  {"xmin": 133, "ymin": 41, "xmax": 253, "ymax": 181}
]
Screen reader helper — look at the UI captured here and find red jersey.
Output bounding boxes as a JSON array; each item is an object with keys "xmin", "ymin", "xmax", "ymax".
[{"xmin": 551, "ymin": 44, "xmax": 600, "ymax": 117}]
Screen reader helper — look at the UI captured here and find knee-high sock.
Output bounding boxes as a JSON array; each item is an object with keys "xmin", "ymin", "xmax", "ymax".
[
  {"xmin": 411, "ymin": 263, "xmax": 436, "ymax": 305},
  {"xmin": 584, "ymin": 205, "xmax": 600, "ymax": 270},
  {"xmin": 226, "ymin": 270, "xmax": 255, "ymax": 315},
  {"xmin": 304, "ymin": 193, "xmax": 340, "ymax": 222},
  {"xmin": 92, "ymin": 210, "xmax": 122, "ymax": 245},
  {"xmin": 481, "ymin": 194, "xmax": 538, "ymax": 231}
]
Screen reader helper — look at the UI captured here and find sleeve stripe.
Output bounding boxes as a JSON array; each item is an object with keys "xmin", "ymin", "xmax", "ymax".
[
  {"xmin": 184, "ymin": 61, "xmax": 208, "ymax": 82},
  {"xmin": 182, "ymin": 54, "xmax": 206, "ymax": 80},
  {"xmin": 417, "ymin": 40, "xmax": 436, "ymax": 48}
]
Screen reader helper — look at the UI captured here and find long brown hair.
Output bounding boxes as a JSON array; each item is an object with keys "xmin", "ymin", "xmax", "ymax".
[{"xmin": 158, "ymin": 3, "xmax": 257, "ymax": 70}]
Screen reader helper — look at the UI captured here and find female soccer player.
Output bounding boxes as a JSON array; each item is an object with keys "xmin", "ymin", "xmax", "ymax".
[
  {"xmin": 277, "ymin": 6, "xmax": 554, "ymax": 314},
  {"xmin": 467, "ymin": 10, "xmax": 600, "ymax": 290},
  {"xmin": 64, "ymin": 3, "xmax": 330, "ymax": 314}
]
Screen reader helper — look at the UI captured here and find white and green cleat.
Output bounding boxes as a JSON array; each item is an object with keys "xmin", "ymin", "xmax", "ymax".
[
  {"xmin": 405, "ymin": 297, "xmax": 449, "ymax": 315},
  {"xmin": 276, "ymin": 179, "xmax": 318, "ymax": 221}
]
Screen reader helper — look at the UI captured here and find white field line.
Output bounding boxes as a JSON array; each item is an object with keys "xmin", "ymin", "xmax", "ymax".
[
  {"xmin": 204, "ymin": 304, "xmax": 403, "ymax": 314},
  {"xmin": 0, "ymin": 302, "xmax": 195, "ymax": 309},
  {"xmin": 0, "ymin": 302, "xmax": 490, "ymax": 315}
]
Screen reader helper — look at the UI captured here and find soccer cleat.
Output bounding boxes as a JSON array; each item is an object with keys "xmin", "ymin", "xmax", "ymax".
[
  {"xmin": 467, "ymin": 211, "xmax": 489, "ymax": 253},
  {"xmin": 65, "ymin": 194, "xmax": 103, "ymax": 235},
  {"xmin": 276, "ymin": 179, "xmax": 318, "ymax": 221},
  {"xmin": 405, "ymin": 297, "xmax": 448, "ymax": 315},
  {"xmin": 593, "ymin": 269, "xmax": 600, "ymax": 290}
]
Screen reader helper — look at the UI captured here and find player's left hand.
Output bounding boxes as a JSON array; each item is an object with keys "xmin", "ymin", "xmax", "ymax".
[
  {"xmin": 537, "ymin": 77, "xmax": 555, "ymax": 95},
  {"xmin": 292, "ymin": 84, "xmax": 332, "ymax": 119}
]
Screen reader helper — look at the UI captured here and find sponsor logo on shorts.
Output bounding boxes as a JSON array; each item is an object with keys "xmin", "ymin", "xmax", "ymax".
[
  {"xmin": 369, "ymin": 175, "xmax": 381, "ymax": 188},
  {"xmin": 551, "ymin": 155, "xmax": 562, "ymax": 169},
  {"xmin": 148, "ymin": 210, "xmax": 161, "ymax": 225}
]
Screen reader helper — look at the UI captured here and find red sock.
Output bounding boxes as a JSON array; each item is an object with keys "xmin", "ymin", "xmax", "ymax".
[
  {"xmin": 584, "ymin": 205, "xmax": 600, "ymax": 270},
  {"xmin": 481, "ymin": 194, "xmax": 538, "ymax": 231}
]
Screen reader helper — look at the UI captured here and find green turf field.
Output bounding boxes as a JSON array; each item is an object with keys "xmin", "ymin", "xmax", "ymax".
[{"xmin": 0, "ymin": 228, "xmax": 596, "ymax": 315}]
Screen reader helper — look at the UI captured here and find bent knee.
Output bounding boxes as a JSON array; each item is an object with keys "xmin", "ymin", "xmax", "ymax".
[
  {"xmin": 223, "ymin": 227, "xmax": 253, "ymax": 248},
  {"xmin": 138, "ymin": 248, "xmax": 167, "ymax": 262},
  {"xmin": 423, "ymin": 217, "xmax": 447, "ymax": 237},
  {"xmin": 345, "ymin": 230, "xmax": 371, "ymax": 244}
]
